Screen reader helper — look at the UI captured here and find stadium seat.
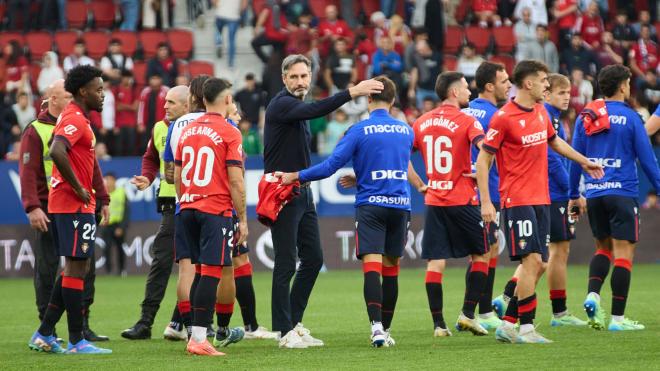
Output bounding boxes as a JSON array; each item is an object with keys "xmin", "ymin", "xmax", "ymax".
[
  {"xmin": 167, "ymin": 29, "xmax": 194, "ymax": 59},
  {"xmin": 139, "ymin": 30, "xmax": 168, "ymax": 59},
  {"xmin": 111, "ymin": 31, "xmax": 138, "ymax": 57},
  {"xmin": 443, "ymin": 26, "xmax": 463, "ymax": 54},
  {"xmin": 252, "ymin": 0, "xmax": 268, "ymax": 15},
  {"xmin": 84, "ymin": 31, "xmax": 111, "ymax": 60},
  {"xmin": 489, "ymin": 54, "xmax": 515, "ymax": 75},
  {"xmin": 0, "ymin": 32, "xmax": 25, "ymax": 48},
  {"xmin": 54, "ymin": 31, "xmax": 79, "ymax": 58},
  {"xmin": 309, "ymin": 0, "xmax": 339, "ymax": 19},
  {"xmin": 132, "ymin": 61, "xmax": 146, "ymax": 88},
  {"xmin": 465, "ymin": 26, "xmax": 492, "ymax": 55},
  {"xmin": 90, "ymin": 1, "xmax": 116, "ymax": 29},
  {"xmin": 188, "ymin": 60, "xmax": 214, "ymax": 77},
  {"xmin": 25, "ymin": 32, "xmax": 54, "ymax": 62},
  {"xmin": 493, "ymin": 26, "xmax": 515, "ymax": 54},
  {"xmin": 360, "ymin": 0, "xmax": 379, "ymax": 16},
  {"xmin": 29, "ymin": 63, "xmax": 41, "ymax": 93},
  {"xmin": 66, "ymin": 0, "xmax": 89, "ymax": 29},
  {"xmin": 443, "ymin": 55, "xmax": 458, "ymax": 71}
]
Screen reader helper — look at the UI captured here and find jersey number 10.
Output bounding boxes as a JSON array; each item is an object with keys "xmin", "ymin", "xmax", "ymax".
[
  {"xmin": 423, "ymin": 135, "xmax": 453, "ymax": 175},
  {"xmin": 181, "ymin": 146, "xmax": 216, "ymax": 187}
]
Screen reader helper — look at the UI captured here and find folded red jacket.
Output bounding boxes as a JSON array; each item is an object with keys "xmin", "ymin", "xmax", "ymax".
[
  {"xmin": 581, "ymin": 98, "xmax": 610, "ymax": 136},
  {"xmin": 256, "ymin": 173, "xmax": 300, "ymax": 226}
]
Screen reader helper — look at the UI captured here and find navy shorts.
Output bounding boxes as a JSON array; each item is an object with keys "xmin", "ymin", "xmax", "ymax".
[
  {"xmin": 421, "ymin": 205, "xmax": 490, "ymax": 260},
  {"xmin": 355, "ymin": 205, "xmax": 410, "ymax": 259},
  {"xmin": 51, "ymin": 213, "xmax": 96, "ymax": 259},
  {"xmin": 180, "ymin": 209, "xmax": 233, "ymax": 266},
  {"xmin": 502, "ymin": 205, "xmax": 550, "ymax": 262},
  {"xmin": 232, "ymin": 216, "xmax": 250, "ymax": 257},
  {"xmin": 587, "ymin": 196, "xmax": 640, "ymax": 242},
  {"xmin": 549, "ymin": 201, "xmax": 576, "ymax": 243},
  {"xmin": 485, "ymin": 202, "xmax": 501, "ymax": 245},
  {"xmin": 174, "ymin": 213, "xmax": 191, "ymax": 262}
]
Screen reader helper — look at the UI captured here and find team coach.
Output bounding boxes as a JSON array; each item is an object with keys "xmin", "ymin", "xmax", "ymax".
[{"xmin": 264, "ymin": 54, "xmax": 383, "ymax": 348}]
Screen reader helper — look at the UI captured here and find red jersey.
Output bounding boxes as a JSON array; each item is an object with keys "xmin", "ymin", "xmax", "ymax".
[
  {"xmin": 629, "ymin": 39, "xmax": 659, "ymax": 73},
  {"xmin": 555, "ymin": 0, "xmax": 578, "ymax": 29},
  {"xmin": 48, "ymin": 102, "xmax": 98, "ymax": 214},
  {"xmin": 482, "ymin": 101, "xmax": 557, "ymax": 208},
  {"xmin": 574, "ymin": 14, "xmax": 604, "ymax": 47},
  {"xmin": 413, "ymin": 104, "xmax": 485, "ymax": 207},
  {"xmin": 137, "ymin": 85, "xmax": 168, "ymax": 128},
  {"xmin": 115, "ymin": 84, "xmax": 137, "ymax": 128},
  {"xmin": 318, "ymin": 19, "xmax": 354, "ymax": 56},
  {"xmin": 472, "ymin": 0, "xmax": 497, "ymax": 12},
  {"xmin": 175, "ymin": 112, "xmax": 243, "ymax": 215}
]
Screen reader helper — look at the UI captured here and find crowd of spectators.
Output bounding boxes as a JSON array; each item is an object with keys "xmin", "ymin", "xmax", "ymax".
[{"xmin": 3, "ymin": 0, "xmax": 660, "ymax": 161}]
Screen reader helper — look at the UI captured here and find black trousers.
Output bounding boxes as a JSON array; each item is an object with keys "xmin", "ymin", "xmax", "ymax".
[
  {"xmin": 138, "ymin": 208, "xmax": 175, "ymax": 326},
  {"xmin": 33, "ymin": 217, "xmax": 96, "ymax": 321},
  {"xmin": 251, "ymin": 33, "xmax": 285, "ymax": 64},
  {"xmin": 270, "ymin": 187, "xmax": 323, "ymax": 334},
  {"xmin": 101, "ymin": 223, "xmax": 126, "ymax": 274}
]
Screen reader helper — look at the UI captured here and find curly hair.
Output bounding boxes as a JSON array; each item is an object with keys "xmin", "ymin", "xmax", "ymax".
[
  {"xmin": 64, "ymin": 65, "xmax": 103, "ymax": 96},
  {"xmin": 189, "ymin": 74, "xmax": 211, "ymax": 109},
  {"xmin": 598, "ymin": 64, "xmax": 631, "ymax": 98}
]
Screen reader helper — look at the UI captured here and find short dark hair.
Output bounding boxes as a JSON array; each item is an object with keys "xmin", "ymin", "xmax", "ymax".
[
  {"xmin": 203, "ymin": 77, "xmax": 233, "ymax": 103},
  {"xmin": 370, "ymin": 75, "xmax": 397, "ymax": 104},
  {"xmin": 65, "ymin": 65, "xmax": 103, "ymax": 96},
  {"xmin": 74, "ymin": 38, "xmax": 85, "ymax": 46},
  {"xmin": 157, "ymin": 41, "xmax": 169, "ymax": 49},
  {"xmin": 190, "ymin": 74, "xmax": 211, "ymax": 107},
  {"xmin": 104, "ymin": 172, "xmax": 117, "ymax": 179},
  {"xmin": 598, "ymin": 64, "xmax": 631, "ymax": 97},
  {"xmin": 435, "ymin": 71, "xmax": 464, "ymax": 101},
  {"xmin": 109, "ymin": 38, "xmax": 121, "ymax": 45},
  {"xmin": 512, "ymin": 60, "xmax": 549, "ymax": 88},
  {"xmin": 475, "ymin": 61, "xmax": 505, "ymax": 93},
  {"xmin": 245, "ymin": 73, "xmax": 255, "ymax": 81},
  {"xmin": 121, "ymin": 69, "xmax": 133, "ymax": 78}
]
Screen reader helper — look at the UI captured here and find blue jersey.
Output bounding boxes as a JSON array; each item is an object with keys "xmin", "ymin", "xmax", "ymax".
[
  {"xmin": 654, "ymin": 104, "xmax": 660, "ymax": 117},
  {"xmin": 569, "ymin": 101, "xmax": 660, "ymax": 199},
  {"xmin": 464, "ymin": 98, "xmax": 500, "ymax": 203},
  {"xmin": 299, "ymin": 109, "xmax": 413, "ymax": 210},
  {"xmin": 544, "ymin": 103, "xmax": 570, "ymax": 202}
]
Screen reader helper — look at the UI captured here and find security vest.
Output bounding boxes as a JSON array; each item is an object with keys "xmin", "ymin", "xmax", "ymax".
[
  {"xmin": 153, "ymin": 120, "xmax": 176, "ymax": 198},
  {"xmin": 30, "ymin": 120, "xmax": 55, "ymax": 189},
  {"xmin": 108, "ymin": 187, "xmax": 126, "ymax": 225}
]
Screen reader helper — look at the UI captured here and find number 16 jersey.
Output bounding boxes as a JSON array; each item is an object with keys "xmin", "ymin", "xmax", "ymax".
[
  {"xmin": 412, "ymin": 104, "xmax": 485, "ymax": 206},
  {"xmin": 175, "ymin": 112, "xmax": 244, "ymax": 215}
]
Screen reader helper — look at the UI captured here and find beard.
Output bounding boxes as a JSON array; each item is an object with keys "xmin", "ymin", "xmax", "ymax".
[{"xmin": 287, "ymin": 86, "xmax": 309, "ymax": 99}]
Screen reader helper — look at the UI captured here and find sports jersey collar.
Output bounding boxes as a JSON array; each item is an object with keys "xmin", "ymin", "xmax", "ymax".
[
  {"xmin": 68, "ymin": 101, "xmax": 90, "ymax": 120},
  {"xmin": 511, "ymin": 98, "xmax": 534, "ymax": 112},
  {"xmin": 543, "ymin": 103, "xmax": 562, "ymax": 119},
  {"xmin": 204, "ymin": 112, "xmax": 226, "ymax": 119},
  {"xmin": 438, "ymin": 103, "xmax": 461, "ymax": 111},
  {"xmin": 369, "ymin": 108, "xmax": 391, "ymax": 117},
  {"xmin": 472, "ymin": 98, "xmax": 497, "ymax": 109},
  {"xmin": 604, "ymin": 100, "xmax": 631, "ymax": 108}
]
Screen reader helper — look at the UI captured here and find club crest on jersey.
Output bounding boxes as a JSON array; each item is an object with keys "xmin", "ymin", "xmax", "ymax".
[
  {"xmin": 559, "ymin": 207, "xmax": 565, "ymax": 214},
  {"xmin": 508, "ymin": 220, "xmax": 513, "ymax": 228},
  {"xmin": 81, "ymin": 243, "xmax": 89, "ymax": 253},
  {"xmin": 73, "ymin": 220, "xmax": 79, "ymax": 228},
  {"xmin": 64, "ymin": 124, "xmax": 78, "ymax": 136},
  {"xmin": 22, "ymin": 152, "xmax": 30, "ymax": 164},
  {"xmin": 518, "ymin": 239, "xmax": 527, "ymax": 249}
]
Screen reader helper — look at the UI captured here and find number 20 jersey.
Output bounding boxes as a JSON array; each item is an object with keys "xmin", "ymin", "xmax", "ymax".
[
  {"xmin": 412, "ymin": 104, "xmax": 485, "ymax": 206},
  {"xmin": 174, "ymin": 112, "xmax": 244, "ymax": 215}
]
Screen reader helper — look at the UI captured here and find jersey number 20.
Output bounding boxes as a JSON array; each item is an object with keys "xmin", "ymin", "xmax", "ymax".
[
  {"xmin": 181, "ymin": 146, "xmax": 215, "ymax": 187},
  {"xmin": 423, "ymin": 135, "xmax": 452, "ymax": 174}
]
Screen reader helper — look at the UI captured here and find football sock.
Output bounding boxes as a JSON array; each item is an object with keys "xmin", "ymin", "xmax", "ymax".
[
  {"xmin": 234, "ymin": 262, "xmax": 258, "ymax": 331},
  {"xmin": 518, "ymin": 293, "xmax": 537, "ymax": 326},
  {"xmin": 479, "ymin": 257, "xmax": 498, "ymax": 315},
  {"xmin": 550, "ymin": 290, "xmax": 567, "ymax": 315},
  {"xmin": 38, "ymin": 275, "xmax": 65, "ymax": 336},
  {"xmin": 381, "ymin": 265, "xmax": 399, "ymax": 330},
  {"xmin": 503, "ymin": 296, "xmax": 519, "ymax": 324},
  {"xmin": 170, "ymin": 303, "xmax": 182, "ymax": 324},
  {"xmin": 192, "ymin": 265, "xmax": 220, "ymax": 335},
  {"xmin": 503, "ymin": 277, "xmax": 518, "ymax": 300},
  {"xmin": 177, "ymin": 300, "xmax": 192, "ymax": 333},
  {"xmin": 61, "ymin": 275, "xmax": 84, "ymax": 344},
  {"xmin": 363, "ymin": 262, "xmax": 383, "ymax": 324},
  {"xmin": 463, "ymin": 261, "xmax": 489, "ymax": 319},
  {"xmin": 215, "ymin": 302, "xmax": 234, "ymax": 338},
  {"xmin": 611, "ymin": 259, "xmax": 632, "ymax": 316},
  {"xmin": 588, "ymin": 249, "xmax": 612, "ymax": 294},
  {"xmin": 425, "ymin": 271, "xmax": 445, "ymax": 328}
]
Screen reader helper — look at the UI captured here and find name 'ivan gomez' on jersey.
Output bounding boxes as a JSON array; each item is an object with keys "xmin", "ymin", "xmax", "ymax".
[{"xmin": 298, "ymin": 109, "xmax": 414, "ymax": 210}]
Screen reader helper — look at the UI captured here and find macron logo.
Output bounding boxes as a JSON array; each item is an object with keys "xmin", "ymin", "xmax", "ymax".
[
  {"xmin": 64, "ymin": 125, "xmax": 78, "ymax": 136},
  {"xmin": 363, "ymin": 124, "xmax": 410, "ymax": 136}
]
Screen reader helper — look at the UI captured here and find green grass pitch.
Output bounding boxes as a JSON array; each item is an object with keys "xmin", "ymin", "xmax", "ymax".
[{"xmin": 2, "ymin": 265, "xmax": 659, "ymax": 370}]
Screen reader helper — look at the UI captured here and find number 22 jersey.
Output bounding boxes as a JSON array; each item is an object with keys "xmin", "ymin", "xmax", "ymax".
[
  {"xmin": 412, "ymin": 104, "xmax": 485, "ymax": 206},
  {"xmin": 174, "ymin": 113, "xmax": 243, "ymax": 215}
]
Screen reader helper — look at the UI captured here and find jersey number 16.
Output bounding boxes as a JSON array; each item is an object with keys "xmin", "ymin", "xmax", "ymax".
[{"xmin": 423, "ymin": 135, "xmax": 453, "ymax": 175}]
